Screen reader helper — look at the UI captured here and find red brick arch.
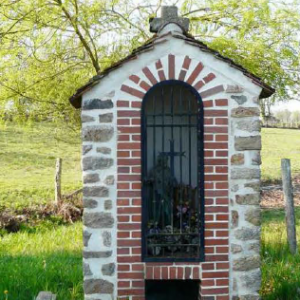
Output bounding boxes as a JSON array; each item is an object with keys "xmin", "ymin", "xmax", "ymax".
[
  {"xmin": 117, "ymin": 54, "xmax": 230, "ymax": 300},
  {"xmin": 120, "ymin": 54, "xmax": 224, "ymax": 101}
]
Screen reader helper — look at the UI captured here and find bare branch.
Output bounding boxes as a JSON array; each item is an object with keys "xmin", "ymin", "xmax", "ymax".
[
  {"xmin": 109, "ymin": 6, "xmax": 150, "ymax": 40},
  {"xmin": 182, "ymin": 7, "xmax": 212, "ymax": 17},
  {"xmin": 53, "ymin": 0, "xmax": 101, "ymax": 74}
]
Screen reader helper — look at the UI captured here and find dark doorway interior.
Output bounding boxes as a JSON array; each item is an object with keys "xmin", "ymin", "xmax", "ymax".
[{"xmin": 145, "ymin": 280, "xmax": 199, "ymax": 300}]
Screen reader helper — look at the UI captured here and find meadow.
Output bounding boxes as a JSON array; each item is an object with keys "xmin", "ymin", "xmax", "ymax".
[
  {"xmin": 1, "ymin": 123, "xmax": 300, "ymax": 299},
  {"xmin": 261, "ymin": 208, "xmax": 300, "ymax": 299},
  {"xmin": 261, "ymin": 128, "xmax": 300, "ymax": 183},
  {"xmin": 0, "ymin": 122, "xmax": 82, "ymax": 209}
]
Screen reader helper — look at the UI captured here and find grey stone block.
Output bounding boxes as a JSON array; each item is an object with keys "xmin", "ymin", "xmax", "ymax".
[
  {"xmin": 83, "ymin": 173, "xmax": 100, "ymax": 184},
  {"xmin": 83, "ymin": 262, "xmax": 93, "ymax": 276},
  {"xmin": 104, "ymin": 175, "xmax": 114, "ymax": 185},
  {"xmin": 231, "ymin": 153, "xmax": 244, "ymax": 165},
  {"xmin": 233, "ymin": 255, "xmax": 260, "ymax": 271},
  {"xmin": 244, "ymin": 181, "xmax": 260, "ymax": 192},
  {"xmin": 83, "ymin": 99, "xmax": 113, "ymax": 110},
  {"xmin": 82, "ymin": 126, "xmax": 113, "ymax": 142},
  {"xmin": 81, "ymin": 115, "xmax": 95, "ymax": 123},
  {"xmin": 231, "ymin": 95, "xmax": 247, "ymax": 105},
  {"xmin": 231, "ymin": 107, "xmax": 260, "ymax": 118},
  {"xmin": 245, "ymin": 208, "xmax": 261, "ymax": 226},
  {"xmin": 102, "ymin": 231, "xmax": 112, "ymax": 247},
  {"xmin": 231, "ymin": 243, "xmax": 243, "ymax": 254},
  {"xmin": 231, "ymin": 168, "xmax": 260, "ymax": 180},
  {"xmin": 104, "ymin": 200, "xmax": 113, "ymax": 210},
  {"xmin": 235, "ymin": 136, "xmax": 261, "ymax": 150},
  {"xmin": 102, "ymin": 263, "xmax": 115, "ymax": 276},
  {"xmin": 231, "ymin": 210, "xmax": 239, "ymax": 228},
  {"xmin": 234, "ymin": 227, "xmax": 260, "ymax": 241},
  {"xmin": 83, "ymin": 186, "xmax": 109, "ymax": 197},
  {"xmin": 83, "ymin": 230, "xmax": 92, "ymax": 247},
  {"xmin": 82, "ymin": 145, "xmax": 92, "ymax": 155},
  {"xmin": 36, "ymin": 292, "xmax": 56, "ymax": 300},
  {"xmin": 96, "ymin": 147, "xmax": 112, "ymax": 154},
  {"xmin": 84, "ymin": 278, "xmax": 114, "ymax": 294},
  {"xmin": 235, "ymin": 119, "xmax": 261, "ymax": 132},
  {"xmin": 83, "ymin": 251, "xmax": 112, "ymax": 259},
  {"xmin": 83, "ymin": 198, "xmax": 98, "ymax": 209},
  {"xmin": 83, "ymin": 212, "xmax": 114, "ymax": 228},
  {"xmin": 236, "ymin": 193, "xmax": 260, "ymax": 205},
  {"xmin": 99, "ymin": 113, "xmax": 113, "ymax": 123},
  {"xmin": 83, "ymin": 157, "xmax": 113, "ymax": 171},
  {"xmin": 226, "ymin": 85, "xmax": 244, "ymax": 93}
]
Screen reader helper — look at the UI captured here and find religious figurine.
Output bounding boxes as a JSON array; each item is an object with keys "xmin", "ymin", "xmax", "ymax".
[{"xmin": 147, "ymin": 153, "xmax": 177, "ymax": 225}]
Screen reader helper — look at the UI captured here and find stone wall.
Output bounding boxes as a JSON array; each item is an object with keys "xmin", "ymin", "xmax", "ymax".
[
  {"xmin": 81, "ymin": 91, "xmax": 118, "ymax": 300},
  {"xmin": 229, "ymin": 99, "xmax": 262, "ymax": 300},
  {"xmin": 79, "ymin": 33, "xmax": 263, "ymax": 300}
]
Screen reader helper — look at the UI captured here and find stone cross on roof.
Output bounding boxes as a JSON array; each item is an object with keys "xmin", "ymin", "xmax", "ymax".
[{"xmin": 150, "ymin": 6, "xmax": 190, "ymax": 33}]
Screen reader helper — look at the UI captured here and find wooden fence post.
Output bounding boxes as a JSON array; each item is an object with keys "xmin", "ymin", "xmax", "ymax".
[
  {"xmin": 55, "ymin": 158, "xmax": 62, "ymax": 205},
  {"xmin": 281, "ymin": 158, "xmax": 297, "ymax": 254}
]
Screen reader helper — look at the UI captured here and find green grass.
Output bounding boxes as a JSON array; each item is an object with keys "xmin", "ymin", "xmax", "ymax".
[
  {"xmin": 261, "ymin": 207, "xmax": 300, "ymax": 299},
  {"xmin": 1, "ymin": 209, "xmax": 300, "ymax": 300},
  {"xmin": 1, "ymin": 123, "xmax": 300, "ymax": 208},
  {"xmin": 261, "ymin": 128, "xmax": 300, "ymax": 183},
  {"xmin": 0, "ymin": 122, "xmax": 82, "ymax": 209},
  {"xmin": 0, "ymin": 222, "xmax": 83, "ymax": 300},
  {"xmin": 1, "ymin": 124, "xmax": 300, "ymax": 299}
]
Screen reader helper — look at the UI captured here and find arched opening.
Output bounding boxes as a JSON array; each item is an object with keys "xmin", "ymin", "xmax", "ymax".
[{"xmin": 141, "ymin": 80, "xmax": 204, "ymax": 262}]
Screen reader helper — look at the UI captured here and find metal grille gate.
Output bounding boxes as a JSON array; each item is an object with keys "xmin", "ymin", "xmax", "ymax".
[{"xmin": 141, "ymin": 80, "xmax": 205, "ymax": 262}]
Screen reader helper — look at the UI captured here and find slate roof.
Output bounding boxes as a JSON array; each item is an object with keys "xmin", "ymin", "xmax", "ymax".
[{"xmin": 69, "ymin": 31, "xmax": 275, "ymax": 108}]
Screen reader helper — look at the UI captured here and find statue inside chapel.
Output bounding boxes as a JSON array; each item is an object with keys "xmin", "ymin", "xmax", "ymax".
[{"xmin": 147, "ymin": 153, "xmax": 177, "ymax": 226}]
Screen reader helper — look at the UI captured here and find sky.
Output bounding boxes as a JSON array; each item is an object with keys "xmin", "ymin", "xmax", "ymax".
[{"xmin": 272, "ymin": 100, "xmax": 300, "ymax": 113}]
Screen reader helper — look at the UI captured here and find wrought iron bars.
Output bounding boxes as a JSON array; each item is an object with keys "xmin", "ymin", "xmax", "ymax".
[{"xmin": 141, "ymin": 80, "xmax": 205, "ymax": 262}]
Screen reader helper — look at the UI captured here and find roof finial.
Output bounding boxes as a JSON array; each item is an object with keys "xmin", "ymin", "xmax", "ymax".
[{"xmin": 149, "ymin": 6, "xmax": 189, "ymax": 34}]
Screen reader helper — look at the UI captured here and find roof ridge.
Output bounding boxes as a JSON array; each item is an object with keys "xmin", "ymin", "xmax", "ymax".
[{"xmin": 70, "ymin": 32, "xmax": 274, "ymax": 108}]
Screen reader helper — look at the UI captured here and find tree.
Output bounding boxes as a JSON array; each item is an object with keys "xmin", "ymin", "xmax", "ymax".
[
  {"xmin": 0, "ymin": 0, "xmax": 299, "ymax": 127},
  {"xmin": 292, "ymin": 110, "xmax": 300, "ymax": 127},
  {"xmin": 181, "ymin": 0, "xmax": 300, "ymax": 115},
  {"xmin": 276, "ymin": 109, "xmax": 292, "ymax": 126},
  {"xmin": 0, "ymin": 0, "xmax": 152, "ymax": 127}
]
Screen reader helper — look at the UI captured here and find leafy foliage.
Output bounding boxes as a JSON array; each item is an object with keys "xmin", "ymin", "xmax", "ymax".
[{"xmin": 0, "ymin": 0, "xmax": 299, "ymax": 125}]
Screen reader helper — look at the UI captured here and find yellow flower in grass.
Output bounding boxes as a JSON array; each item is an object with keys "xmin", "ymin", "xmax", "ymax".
[
  {"xmin": 4, "ymin": 290, "xmax": 8, "ymax": 294},
  {"xmin": 43, "ymin": 259, "xmax": 47, "ymax": 269}
]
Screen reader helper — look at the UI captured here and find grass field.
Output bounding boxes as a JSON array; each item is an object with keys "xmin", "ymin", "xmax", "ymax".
[
  {"xmin": 1, "ymin": 123, "xmax": 300, "ymax": 210},
  {"xmin": 261, "ymin": 127, "xmax": 300, "ymax": 183},
  {"xmin": 261, "ymin": 208, "xmax": 300, "ymax": 300},
  {"xmin": 0, "ymin": 222, "xmax": 83, "ymax": 300},
  {"xmin": 0, "ymin": 122, "xmax": 82, "ymax": 209},
  {"xmin": 1, "ymin": 123, "xmax": 300, "ymax": 299},
  {"xmin": 1, "ymin": 210, "xmax": 300, "ymax": 300}
]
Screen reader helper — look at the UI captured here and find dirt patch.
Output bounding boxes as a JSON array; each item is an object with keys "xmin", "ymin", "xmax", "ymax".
[
  {"xmin": 0, "ymin": 194, "xmax": 83, "ymax": 233},
  {"xmin": 261, "ymin": 189, "xmax": 300, "ymax": 208},
  {"xmin": 261, "ymin": 175, "xmax": 300, "ymax": 208}
]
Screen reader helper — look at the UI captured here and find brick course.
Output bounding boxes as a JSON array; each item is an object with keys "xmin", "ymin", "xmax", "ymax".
[{"xmin": 117, "ymin": 54, "xmax": 229, "ymax": 300}]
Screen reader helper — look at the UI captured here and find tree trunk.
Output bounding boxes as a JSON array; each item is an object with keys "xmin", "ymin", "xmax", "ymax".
[
  {"xmin": 281, "ymin": 159, "xmax": 297, "ymax": 255},
  {"xmin": 55, "ymin": 158, "xmax": 62, "ymax": 205}
]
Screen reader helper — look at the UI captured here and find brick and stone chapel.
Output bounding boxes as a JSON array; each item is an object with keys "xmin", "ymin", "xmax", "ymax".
[{"xmin": 69, "ymin": 6, "xmax": 275, "ymax": 300}]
